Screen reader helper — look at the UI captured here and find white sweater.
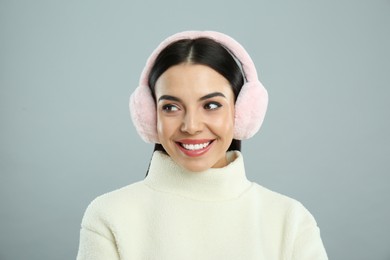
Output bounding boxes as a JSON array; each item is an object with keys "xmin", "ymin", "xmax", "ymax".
[{"xmin": 77, "ymin": 151, "xmax": 328, "ymax": 260}]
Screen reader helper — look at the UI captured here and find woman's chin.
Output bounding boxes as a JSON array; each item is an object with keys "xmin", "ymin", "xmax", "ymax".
[{"xmin": 175, "ymin": 158, "xmax": 211, "ymax": 173}]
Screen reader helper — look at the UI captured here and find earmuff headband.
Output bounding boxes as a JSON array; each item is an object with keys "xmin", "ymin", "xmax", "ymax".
[{"xmin": 130, "ymin": 31, "xmax": 268, "ymax": 143}]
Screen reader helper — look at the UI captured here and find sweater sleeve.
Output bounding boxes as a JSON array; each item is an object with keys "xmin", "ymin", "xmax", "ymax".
[
  {"xmin": 289, "ymin": 202, "xmax": 328, "ymax": 260},
  {"xmin": 76, "ymin": 198, "xmax": 120, "ymax": 260}
]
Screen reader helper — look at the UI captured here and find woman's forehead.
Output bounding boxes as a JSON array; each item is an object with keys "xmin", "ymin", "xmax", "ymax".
[{"xmin": 154, "ymin": 64, "xmax": 233, "ymax": 98}]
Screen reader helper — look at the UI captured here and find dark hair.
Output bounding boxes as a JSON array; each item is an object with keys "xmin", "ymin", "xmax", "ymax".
[{"xmin": 148, "ymin": 37, "xmax": 244, "ymax": 155}]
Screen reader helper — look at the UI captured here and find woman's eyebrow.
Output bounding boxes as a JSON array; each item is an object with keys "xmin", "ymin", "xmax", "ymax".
[
  {"xmin": 199, "ymin": 92, "xmax": 226, "ymax": 101},
  {"xmin": 158, "ymin": 92, "xmax": 226, "ymax": 103},
  {"xmin": 158, "ymin": 95, "xmax": 182, "ymax": 103}
]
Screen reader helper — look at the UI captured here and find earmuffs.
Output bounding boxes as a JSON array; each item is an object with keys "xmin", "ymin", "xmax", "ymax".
[{"xmin": 129, "ymin": 31, "xmax": 268, "ymax": 143}]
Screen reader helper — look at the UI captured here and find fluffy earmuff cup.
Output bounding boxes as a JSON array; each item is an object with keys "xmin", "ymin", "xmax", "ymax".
[
  {"xmin": 129, "ymin": 85, "xmax": 159, "ymax": 143},
  {"xmin": 233, "ymin": 81, "xmax": 269, "ymax": 140}
]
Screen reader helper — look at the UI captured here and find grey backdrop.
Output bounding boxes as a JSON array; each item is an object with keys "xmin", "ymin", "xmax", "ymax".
[{"xmin": 1, "ymin": 0, "xmax": 389, "ymax": 259}]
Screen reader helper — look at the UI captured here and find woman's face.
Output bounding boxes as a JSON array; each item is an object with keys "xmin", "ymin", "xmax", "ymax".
[{"xmin": 155, "ymin": 63, "xmax": 235, "ymax": 172}]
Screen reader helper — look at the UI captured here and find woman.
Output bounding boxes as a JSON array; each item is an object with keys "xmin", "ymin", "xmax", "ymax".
[{"xmin": 77, "ymin": 31, "xmax": 328, "ymax": 259}]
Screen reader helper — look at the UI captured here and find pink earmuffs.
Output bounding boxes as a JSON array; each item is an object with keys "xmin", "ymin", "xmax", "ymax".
[{"xmin": 130, "ymin": 31, "xmax": 268, "ymax": 143}]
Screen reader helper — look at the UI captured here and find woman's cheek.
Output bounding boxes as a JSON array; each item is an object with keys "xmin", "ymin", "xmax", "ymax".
[
  {"xmin": 158, "ymin": 113, "xmax": 182, "ymax": 134},
  {"xmin": 208, "ymin": 111, "xmax": 234, "ymax": 132}
]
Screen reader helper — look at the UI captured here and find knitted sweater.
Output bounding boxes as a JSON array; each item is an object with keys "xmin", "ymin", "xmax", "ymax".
[{"xmin": 77, "ymin": 151, "xmax": 328, "ymax": 260}]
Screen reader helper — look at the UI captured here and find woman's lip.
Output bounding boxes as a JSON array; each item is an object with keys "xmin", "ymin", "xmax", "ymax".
[
  {"xmin": 176, "ymin": 139, "xmax": 213, "ymax": 144},
  {"xmin": 175, "ymin": 140, "xmax": 214, "ymax": 157}
]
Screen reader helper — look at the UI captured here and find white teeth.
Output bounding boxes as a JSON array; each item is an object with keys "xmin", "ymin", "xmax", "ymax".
[{"xmin": 181, "ymin": 142, "xmax": 210, "ymax": 151}]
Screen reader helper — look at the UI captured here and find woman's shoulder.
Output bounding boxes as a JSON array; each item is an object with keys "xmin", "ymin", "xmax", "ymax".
[
  {"xmin": 249, "ymin": 182, "xmax": 317, "ymax": 223},
  {"xmin": 80, "ymin": 181, "xmax": 149, "ymax": 224}
]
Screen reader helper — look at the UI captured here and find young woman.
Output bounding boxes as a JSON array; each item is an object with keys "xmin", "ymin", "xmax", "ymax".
[{"xmin": 77, "ymin": 31, "xmax": 328, "ymax": 259}]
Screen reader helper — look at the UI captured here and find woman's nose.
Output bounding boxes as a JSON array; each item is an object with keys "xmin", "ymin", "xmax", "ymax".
[{"xmin": 180, "ymin": 111, "xmax": 203, "ymax": 135}]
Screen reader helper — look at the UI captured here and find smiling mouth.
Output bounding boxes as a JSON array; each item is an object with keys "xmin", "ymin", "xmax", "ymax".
[
  {"xmin": 179, "ymin": 141, "xmax": 212, "ymax": 151},
  {"xmin": 175, "ymin": 140, "xmax": 214, "ymax": 156}
]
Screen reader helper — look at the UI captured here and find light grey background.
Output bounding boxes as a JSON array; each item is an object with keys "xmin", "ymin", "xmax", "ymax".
[{"xmin": 1, "ymin": 0, "xmax": 389, "ymax": 259}]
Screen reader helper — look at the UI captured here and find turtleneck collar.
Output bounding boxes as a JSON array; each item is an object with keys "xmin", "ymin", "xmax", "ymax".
[{"xmin": 143, "ymin": 151, "xmax": 252, "ymax": 201}]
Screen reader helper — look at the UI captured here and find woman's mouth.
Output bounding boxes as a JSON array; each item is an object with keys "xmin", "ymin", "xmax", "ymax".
[
  {"xmin": 176, "ymin": 139, "xmax": 214, "ymax": 157},
  {"xmin": 180, "ymin": 142, "xmax": 211, "ymax": 151}
]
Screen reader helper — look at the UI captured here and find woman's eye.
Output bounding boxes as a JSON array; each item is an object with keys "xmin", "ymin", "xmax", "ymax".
[
  {"xmin": 204, "ymin": 102, "xmax": 222, "ymax": 110},
  {"xmin": 162, "ymin": 104, "xmax": 179, "ymax": 112}
]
